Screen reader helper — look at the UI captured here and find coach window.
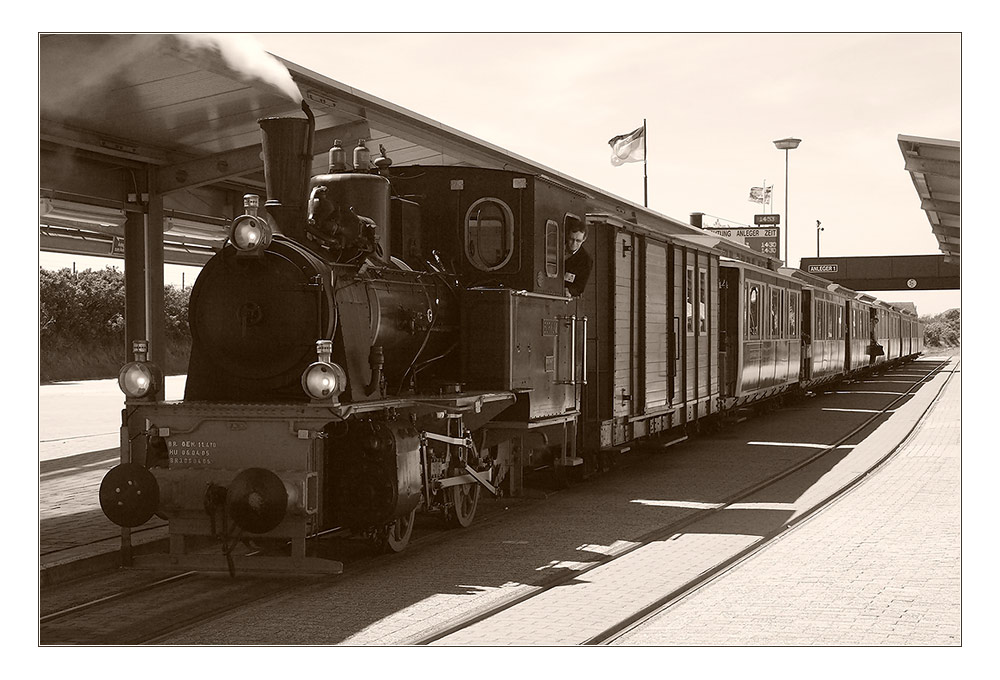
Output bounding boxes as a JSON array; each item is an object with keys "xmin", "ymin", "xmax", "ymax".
[
  {"xmin": 789, "ymin": 291, "xmax": 798, "ymax": 338},
  {"xmin": 780, "ymin": 290, "xmax": 787, "ymax": 337},
  {"xmin": 837, "ymin": 306, "xmax": 844, "ymax": 338},
  {"xmin": 748, "ymin": 283, "xmax": 760, "ymax": 339},
  {"xmin": 699, "ymin": 269, "xmax": 708, "ymax": 335},
  {"xmin": 544, "ymin": 219, "xmax": 559, "ymax": 278},
  {"xmin": 769, "ymin": 287, "xmax": 780, "ymax": 338},
  {"xmin": 744, "ymin": 282, "xmax": 750, "ymax": 339},
  {"xmin": 686, "ymin": 267, "xmax": 695, "ymax": 335},
  {"xmin": 465, "ymin": 197, "xmax": 515, "ymax": 271}
]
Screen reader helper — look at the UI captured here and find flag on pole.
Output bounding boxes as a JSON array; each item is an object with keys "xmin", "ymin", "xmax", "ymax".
[
  {"xmin": 748, "ymin": 186, "xmax": 772, "ymax": 204},
  {"xmin": 609, "ymin": 125, "xmax": 646, "ymax": 166}
]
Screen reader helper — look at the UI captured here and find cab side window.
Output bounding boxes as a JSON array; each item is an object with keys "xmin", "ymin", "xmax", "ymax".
[
  {"xmin": 465, "ymin": 197, "xmax": 515, "ymax": 271},
  {"xmin": 544, "ymin": 219, "xmax": 559, "ymax": 278}
]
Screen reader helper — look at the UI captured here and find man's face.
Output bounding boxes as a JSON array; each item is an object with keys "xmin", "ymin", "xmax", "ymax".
[{"xmin": 567, "ymin": 230, "xmax": 586, "ymax": 255}]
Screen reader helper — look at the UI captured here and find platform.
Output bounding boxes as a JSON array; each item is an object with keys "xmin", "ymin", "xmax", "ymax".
[
  {"xmin": 39, "ymin": 358, "xmax": 961, "ymax": 645},
  {"xmin": 420, "ymin": 355, "xmax": 960, "ymax": 645},
  {"xmin": 616, "ymin": 355, "xmax": 961, "ymax": 645}
]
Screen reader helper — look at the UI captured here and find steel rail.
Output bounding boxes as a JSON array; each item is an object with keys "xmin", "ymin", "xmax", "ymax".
[
  {"xmin": 40, "ymin": 571, "xmax": 197, "ymax": 624},
  {"xmin": 41, "ymin": 520, "xmax": 386, "ymax": 643},
  {"xmin": 409, "ymin": 356, "xmax": 953, "ymax": 646},
  {"xmin": 587, "ymin": 356, "xmax": 958, "ymax": 645},
  {"xmin": 40, "ymin": 522, "xmax": 168, "ymax": 557}
]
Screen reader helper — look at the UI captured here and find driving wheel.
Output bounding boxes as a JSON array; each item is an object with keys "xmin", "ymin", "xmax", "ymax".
[
  {"xmin": 382, "ymin": 509, "xmax": 416, "ymax": 553},
  {"xmin": 446, "ymin": 483, "xmax": 480, "ymax": 528}
]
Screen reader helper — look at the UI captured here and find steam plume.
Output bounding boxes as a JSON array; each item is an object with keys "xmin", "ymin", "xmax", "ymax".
[
  {"xmin": 40, "ymin": 33, "xmax": 303, "ymax": 122},
  {"xmin": 167, "ymin": 34, "xmax": 303, "ymax": 104}
]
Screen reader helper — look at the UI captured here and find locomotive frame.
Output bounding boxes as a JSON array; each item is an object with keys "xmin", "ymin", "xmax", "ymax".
[{"xmin": 100, "ymin": 110, "xmax": 924, "ymax": 574}]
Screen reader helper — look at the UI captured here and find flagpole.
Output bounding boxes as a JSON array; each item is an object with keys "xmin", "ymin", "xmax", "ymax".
[{"xmin": 643, "ymin": 118, "xmax": 648, "ymax": 207}]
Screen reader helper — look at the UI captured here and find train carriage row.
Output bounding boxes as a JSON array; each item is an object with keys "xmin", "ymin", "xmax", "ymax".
[{"xmin": 101, "ymin": 113, "xmax": 924, "ymax": 572}]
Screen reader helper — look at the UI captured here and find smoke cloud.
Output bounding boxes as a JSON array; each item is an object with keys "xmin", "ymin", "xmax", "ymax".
[
  {"xmin": 167, "ymin": 34, "xmax": 303, "ymax": 104},
  {"xmin": 40, "ymin": 33, "xmax": 303, "ymax": 123}
]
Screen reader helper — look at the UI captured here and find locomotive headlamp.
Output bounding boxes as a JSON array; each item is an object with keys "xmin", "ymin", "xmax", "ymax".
[
  {"xmin": 230, "ymin": 194, "xmax": 273, "ymax": 253},
  {"xmin": 231, "ymin": 215, "xmax": 273, "ymax": 252},
  {"xmin": 301, "ymin": 340, "xmax": 347, "ymax": 401},
  {"xmin": 118, "ymin": 340, "xmax": 162, "ymax": 400}
]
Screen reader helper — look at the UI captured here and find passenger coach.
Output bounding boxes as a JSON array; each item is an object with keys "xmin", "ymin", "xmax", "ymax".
[{"xmin": 718, "ymin": 259, "xmax": 802, "ymax": 409}]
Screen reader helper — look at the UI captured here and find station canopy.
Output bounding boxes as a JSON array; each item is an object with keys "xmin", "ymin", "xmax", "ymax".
[
  {"xmin": 897, "ymin": 134, "xmax": 960, "ymax": 263},
  {"xmin": 40, "ymin": 34, "xmax": 705, "ymax": 265}
]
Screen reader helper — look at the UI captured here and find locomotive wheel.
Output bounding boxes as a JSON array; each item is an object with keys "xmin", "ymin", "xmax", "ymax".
[
  {"xmin": 446, "ymin": 483, "xmax": 480, "ymax": 528},
  {"xmin": 382, "ymin": 509, "xmax": 416, "ymax": 553}
]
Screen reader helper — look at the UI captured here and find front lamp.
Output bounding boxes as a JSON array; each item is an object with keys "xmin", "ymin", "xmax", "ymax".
[
  {"xmin": 230, "ymin": 215, "xmax": 273, "ymax": 252},
  {"xmin": 301, "ymin": 340, "xmax": 347, "ymax": 402},
  {"xmin": 118, "ymin": 340, "xmax": 162, "ymax": 400}
]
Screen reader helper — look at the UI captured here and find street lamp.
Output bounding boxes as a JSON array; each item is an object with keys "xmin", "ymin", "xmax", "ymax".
[
  {"xmin": 773, "ymin": 137, "xmax": 801, "ymax": 267},
  {"xmin": 816, "ymin": 220, "xmax": 824, "ymax": 257}
]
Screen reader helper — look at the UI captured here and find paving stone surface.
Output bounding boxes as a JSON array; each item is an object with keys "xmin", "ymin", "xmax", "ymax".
[{"xmin": 615, "ymin": 360, "xmax": 961, "ymax": 646}]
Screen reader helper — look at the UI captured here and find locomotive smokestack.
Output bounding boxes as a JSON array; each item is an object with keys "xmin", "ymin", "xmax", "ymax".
[{"xmin": 258, "ymin": 101, "xmax": 316, "ymax": 241}]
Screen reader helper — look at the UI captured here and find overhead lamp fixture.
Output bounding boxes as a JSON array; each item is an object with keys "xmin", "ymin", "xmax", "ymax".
[
  {"xmin": 164, "ymin": 212, "xmax": 230, "ymax": 240},
  {"xmin": 772, "ymin": 137, "xmax": 802, "ymax": 267},
  {"xmin": 39, "ymin": 197, "xmax": 127, "ymax": 229}
]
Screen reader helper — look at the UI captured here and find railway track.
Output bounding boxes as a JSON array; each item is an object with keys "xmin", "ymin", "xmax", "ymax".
[
  {"xmin": 40, "ymin": 357, "xmax": 953, "ymax": 645},
  {"xmin": 408, "ymin": 356, "xmax": 956, "ymax": 645},
  {"xmin": 39, "ymin": 509, "xmax": 517, "ymax": 644},
  {"xmin": 589, "ymin": 357, "xmax": 959, "ymax": 645}
]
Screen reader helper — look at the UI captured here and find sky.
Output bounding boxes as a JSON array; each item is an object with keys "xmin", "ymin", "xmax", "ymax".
[
  {"xmin": 37, "ymin": 31, "xmax": 962, "ymax": 314},
  {"xmin": 257, "ymin": 32, "xmax": 963, "ymax": 315}
]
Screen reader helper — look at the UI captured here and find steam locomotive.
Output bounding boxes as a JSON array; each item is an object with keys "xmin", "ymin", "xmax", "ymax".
[{"xmin": 100, "ymin": 106, "xmax": 923, "ymax": 574}]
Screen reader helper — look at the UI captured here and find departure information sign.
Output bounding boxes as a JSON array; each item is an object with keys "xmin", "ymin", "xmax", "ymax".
[{"xmin": 704, "ymin": 226, "xmax": 781, "ymax": 258}]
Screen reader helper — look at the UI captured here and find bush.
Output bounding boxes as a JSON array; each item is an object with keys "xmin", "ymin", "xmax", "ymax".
[
  {"xmin": 39, "ymin": 266, "xmax": 191, "ymax": 381},
  {"xmin": 921, "ymin": 308, "xmax": 961, "ymax": 348}
]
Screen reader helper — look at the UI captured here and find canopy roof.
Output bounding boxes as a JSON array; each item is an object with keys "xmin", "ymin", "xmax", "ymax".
[
  {"xmin": 897, "ymin": 134, "xmax": 960, "ymax": 262},
  {"xmin": 40, "ymin": 34, "xmax": 704, "ymax": 263}
]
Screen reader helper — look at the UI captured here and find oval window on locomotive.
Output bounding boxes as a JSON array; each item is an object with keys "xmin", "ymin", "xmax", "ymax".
[{"xmin": 465, "ymin": 197, "xmax": 515, "ymax": 271}]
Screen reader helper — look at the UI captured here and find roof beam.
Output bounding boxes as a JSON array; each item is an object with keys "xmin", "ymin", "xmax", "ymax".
[
  {"xmin": 40, "ymin": 229, "xmax": 214, "ymax": 267},
  {"xmin": 157, "ymin": 119, "xmax": 371, "ymax": 194},
  {"xmin": 40, "ymin": 118, "xmax": 173, "ymax": 166},
  {"xmin": 903, "ymin": 156, "xmax": 961, "ymax": 178},
  {"xmin": 799, "ymin": 255, "xmax": 959, "ymax": 291},
  {"xmin": 920, "ymin": 197, "xmax": 961, "ymax": 215}
]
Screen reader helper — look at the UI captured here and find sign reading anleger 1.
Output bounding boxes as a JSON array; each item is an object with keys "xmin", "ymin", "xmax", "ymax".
[{"xmin": 703, "ymin": 226, "xmax": 780, "ymax": 258}]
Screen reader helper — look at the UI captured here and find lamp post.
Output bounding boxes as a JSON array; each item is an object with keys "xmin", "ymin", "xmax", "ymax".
[
  {"xmin": 773, "ymin": 137, "xmax": 801, "ymax": 267},
  {"xmin": 816, "ymin": 220, "xmax": 824, "ymax": 257}
]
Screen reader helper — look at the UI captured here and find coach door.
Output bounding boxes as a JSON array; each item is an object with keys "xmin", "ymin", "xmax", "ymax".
[
  {"xmin": 668, "ymin": 244, "xmax": 714, "ymax": 421},
  {"xmin": 800, "ymin": 290, "xmax": 813, "ymax": 380},
  {"xmin": 644, "ymin": 239, "xmax": 670, "ymax": 411},
  {"xmin": 613, "ymin": 230, "xmax": 637, "ymax": 420}
]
